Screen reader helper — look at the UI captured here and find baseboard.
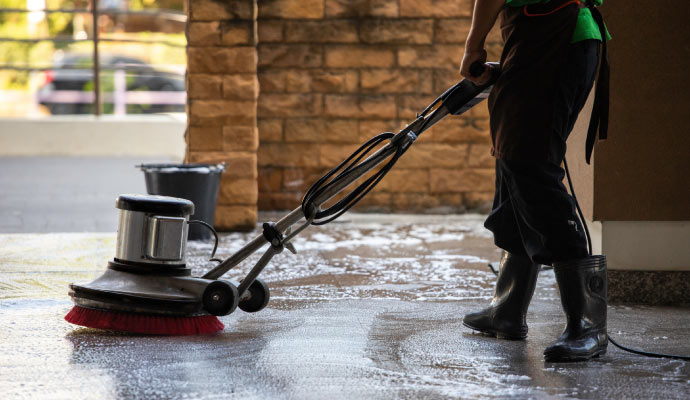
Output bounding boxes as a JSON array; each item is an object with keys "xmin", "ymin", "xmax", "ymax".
[{"xmin": 608, "ymin": 270, "xmax": 690, "ymax": 306}]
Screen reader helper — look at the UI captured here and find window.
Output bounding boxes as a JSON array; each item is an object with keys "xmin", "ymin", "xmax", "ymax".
[{"xmin": 0, "ymin": 0, "xmax": 186, "ymax": 117}]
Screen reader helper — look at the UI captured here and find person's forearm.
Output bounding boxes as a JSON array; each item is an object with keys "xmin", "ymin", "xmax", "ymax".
[{"xmin": 466, "ymin": 0, "xmax": 505, "ymax": 52}]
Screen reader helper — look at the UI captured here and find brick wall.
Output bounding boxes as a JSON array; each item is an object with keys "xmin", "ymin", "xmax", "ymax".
[
  {"xmin": 187, "ymin": 0, "xmax": 503, "ymax": 229},
  {"xmin": 255, "ymin": 0, "xmax": 503, "ymax": 213},
  {"xmin": 186, "ymin": 0, "xmax": 259, "ymax": 230}
]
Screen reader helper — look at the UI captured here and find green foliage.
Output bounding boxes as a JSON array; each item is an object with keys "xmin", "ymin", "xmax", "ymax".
[
  {"xmin": 0, "ymin": 7, "xmax": 30, "ymax": 89},
  {"xmin": 0, "ymin": 1, "xmax": 186, "ymax": 91},
  {"xmin": 0, "ymin": 0, "xmax": 25, "ymax": 25},
  {"xmin": 129, "ymin": 0, "xmax": 184, "ymax": 11},
  {"xmin": 0, "ymin": 0, "xmax": 77, "ymax": 88}
]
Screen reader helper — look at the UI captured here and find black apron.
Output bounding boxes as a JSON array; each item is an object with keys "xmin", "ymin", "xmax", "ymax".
[{"xmin": 488, "ymin": 0, "xmax": 581, "ymax": 162}]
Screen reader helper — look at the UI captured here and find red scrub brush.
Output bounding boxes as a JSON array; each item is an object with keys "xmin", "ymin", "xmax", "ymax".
[
  {"xmin": 65, "ymin": 306, "xmax": 225, "ymax": 335},
  {"xmin": 65, "ymin": 195, "xmax": 242, "ymax": 336}
]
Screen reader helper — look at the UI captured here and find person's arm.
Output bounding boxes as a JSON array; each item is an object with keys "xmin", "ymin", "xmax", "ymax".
[{"xmin": 460, "ymin": 0, "xmax": 505, "ymax": 84}]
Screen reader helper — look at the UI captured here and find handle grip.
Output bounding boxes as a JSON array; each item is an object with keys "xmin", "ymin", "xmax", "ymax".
[{"xmin": 469, "ymin": 61, "xmax": 486, "ymax": 78}]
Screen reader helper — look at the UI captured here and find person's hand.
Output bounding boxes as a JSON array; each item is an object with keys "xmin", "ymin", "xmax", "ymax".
[{"xmin": 460, "ymin": 48, "xmax": 490, "ymax": 85}]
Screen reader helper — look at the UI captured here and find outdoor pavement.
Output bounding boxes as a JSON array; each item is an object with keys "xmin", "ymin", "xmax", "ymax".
[
  {"xmin": 1, "ymin": 157, "xmax": 689, "ymax": 399},
  {"xmin": 0, "ymin": 156, "xmax": 163, "ymax": 233}
]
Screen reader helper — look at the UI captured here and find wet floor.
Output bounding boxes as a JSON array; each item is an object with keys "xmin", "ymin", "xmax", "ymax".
[{"xmin": 1, "ymin": 213, "xmax": 689, "ymax": 399}]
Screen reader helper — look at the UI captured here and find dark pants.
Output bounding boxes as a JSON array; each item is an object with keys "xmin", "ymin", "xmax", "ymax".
[{"xmin": 485, "ymin": 39, "xmax": 600, "ymax": 265}]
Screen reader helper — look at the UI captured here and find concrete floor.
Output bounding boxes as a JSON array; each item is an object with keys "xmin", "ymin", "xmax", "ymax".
[
  {"xmin": 1, "ymin": 214, "xmax": 689, "ymax": 399},
  {"xmin": 1, "ymin": 157, "xmax": 689, "ymax": 399}
]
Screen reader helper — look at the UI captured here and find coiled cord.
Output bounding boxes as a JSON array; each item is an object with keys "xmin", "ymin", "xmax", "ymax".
[{"xmin": 301, "ymin": 132, "xmax": 408, "ymax": 226}]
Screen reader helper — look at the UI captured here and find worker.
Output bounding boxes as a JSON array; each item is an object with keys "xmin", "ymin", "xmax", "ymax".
[{"xmin": 459, "ymin": 0, "xmax": 610, "ymax": 362}]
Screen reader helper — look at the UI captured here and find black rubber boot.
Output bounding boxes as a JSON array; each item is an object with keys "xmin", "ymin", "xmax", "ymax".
[
  {"xmin": 463, "ymin": 251, "xmax": 540, "ymax": 340},
  {"xmin": 544, "ymin": 255, "xmax": 608, "ymax": 362}
]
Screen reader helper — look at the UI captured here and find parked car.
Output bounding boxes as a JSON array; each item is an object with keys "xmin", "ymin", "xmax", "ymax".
[{"xmin": 37, "ymin": 53, "xmax": 185, "ymax": 114}]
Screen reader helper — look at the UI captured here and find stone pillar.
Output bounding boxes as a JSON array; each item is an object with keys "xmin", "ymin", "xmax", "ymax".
[{"xmin": 186, "ymin": 0, "xmax": 259, "ymax": 230}]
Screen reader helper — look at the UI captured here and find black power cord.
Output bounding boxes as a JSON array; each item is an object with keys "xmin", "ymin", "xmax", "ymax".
[
  {"xmin": 188, "ymin": 220, "xmax": 222, "ymax": 263},
  {"xmin": 486, "ymin": 261, "xmax": 690, "ymax": 361},
  {"xmin": 562, "ymin": 159, "xmax": 690, "ymax": 361},
  {"xmin": 299, "ymin": 60, "xmax": 687, "ymax": 360}
]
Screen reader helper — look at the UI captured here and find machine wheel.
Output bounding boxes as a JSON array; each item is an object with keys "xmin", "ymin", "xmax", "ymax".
[
  {"xmin": 239, "ymin": 279, "xmax": 270, "ymax": 313},
  {"xmin": 202, "ymin": 280, "xmax": 239, "ymax": 316}
]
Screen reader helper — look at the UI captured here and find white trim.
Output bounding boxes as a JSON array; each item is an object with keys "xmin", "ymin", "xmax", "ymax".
[
  {"xmin": 601, "ymin": 221, "xmax": 690, "ymax": 271},
  {"xmin": 588, "ymin": 220, "xmax": 602, "ymax": 256},
  {"xmin": 0, "ymin": 115, "xmax": 186, "ymax": 159}
]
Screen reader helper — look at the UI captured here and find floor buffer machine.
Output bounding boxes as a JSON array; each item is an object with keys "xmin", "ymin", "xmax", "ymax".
[{"xmin": 65, "ymin": 63, "xmax": 501, "ymax": 335}]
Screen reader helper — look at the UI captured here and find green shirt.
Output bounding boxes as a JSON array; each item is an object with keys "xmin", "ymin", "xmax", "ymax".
[{"xmin": 505, "ymin": 0, "xmax": 611, "ymax": 43}]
